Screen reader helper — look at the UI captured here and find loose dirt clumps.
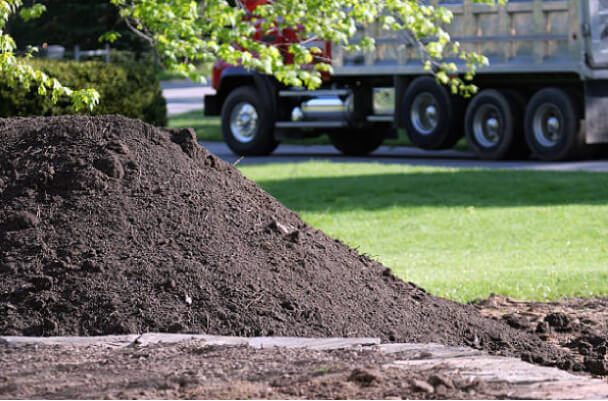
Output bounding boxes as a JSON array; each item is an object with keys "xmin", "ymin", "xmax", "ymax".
[
  {"xmin": 0, "ymin": 115, "xmax": 575, "ymax": 369},
  {"xmin": 0, "ymin": 342, "xmax": 514, "ymax": 399},
  {"xmin": 476, "ymin": 295, "xmax": 608, "ymax": 375}
]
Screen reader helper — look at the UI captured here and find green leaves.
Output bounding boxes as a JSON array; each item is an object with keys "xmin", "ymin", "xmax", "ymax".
[
  {"xmin": 18, "ymin": 3, "xmax": 45, "ymax": 21},
  {"xmin": 98, "ymin": 31, "xmax": 122, "ymax": 43},
  {"xmin": 72, "ymin": 88, "xmax": 101, "ymax": 112},
  {"xmin": 1, "ymin": 0, "xmax": 508, "ymax": 112},
  {"xmin": 0, "ymin": 0, "xmax": 100, "ymax": 112}
]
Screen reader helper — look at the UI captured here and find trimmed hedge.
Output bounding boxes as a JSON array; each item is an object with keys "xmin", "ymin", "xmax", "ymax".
[{"xmin": 0, "ymin": 59, "xmax": 167, "ymax": 126}]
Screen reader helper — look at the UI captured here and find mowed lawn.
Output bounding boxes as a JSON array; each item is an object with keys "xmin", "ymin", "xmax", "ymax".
[
  {"xmin": 169, "ymin": 111, "xmax": 223, "ymax": 141},
  {"xmin": 239, "ymin": 162, "xmax": 608, "ymax": 303}
]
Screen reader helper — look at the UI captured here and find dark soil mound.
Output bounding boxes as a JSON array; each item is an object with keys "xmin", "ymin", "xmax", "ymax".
[{"xmin": 0, "ymin": 116, "xmax": 570, "ymax": 367}]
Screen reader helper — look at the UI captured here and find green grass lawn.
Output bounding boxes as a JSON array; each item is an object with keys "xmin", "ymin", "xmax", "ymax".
[
  {"xmin": 239, "ymin": 162, "xmax": 608, "ymax": 303},
  {"xmin": 169, "ymin": 111, "xmax": 223, "ymax": 141}
]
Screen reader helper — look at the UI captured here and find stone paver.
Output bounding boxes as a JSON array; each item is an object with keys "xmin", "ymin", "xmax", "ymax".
[{"xmin": 2, "ymin": 334, "xmax": 608, "ymax": 399}]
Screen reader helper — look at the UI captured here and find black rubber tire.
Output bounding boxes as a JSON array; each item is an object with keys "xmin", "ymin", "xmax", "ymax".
[
  {"xmin": 464, "ymin": 89, "xmax": 525, "ymax": 160},
  {"xmin": 502, "ymin": 89, "xmax": 531, "ymax": 159},
  {"xmin": 402, "ymin": 76, "xmax": 464, "ymax": 150},
  {"xmin": 524, "ymin": 88, "xmax": 584, "ymax": 161},
  {"xmin": 221, "ymin": 86, "xmax": 278, "ymax": 156},
  {"xmin": 328, "ymin": 128, "xmax": 384, "ymax": 156}
]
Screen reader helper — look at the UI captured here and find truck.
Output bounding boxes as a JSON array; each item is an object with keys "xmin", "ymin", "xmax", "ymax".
[{"xmin": 204, "ymin": 0, "xmax": 608, "ymax": 161}]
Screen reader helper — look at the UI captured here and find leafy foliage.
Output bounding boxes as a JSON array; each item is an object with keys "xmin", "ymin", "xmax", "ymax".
[
  {"xmin": 113, "ymin": 0, "xmax": 505, "ymax": 94},
  {"xmin": 0, "ymin": 59, "xmax": 166, "ymax": 125},
  {"xmin": 0, "ymin": 0, "xmax": 99, "ymax": 111},
  {"xmin": 1, "ymin": 0, "xmax": 506, "ymax": 110},
  {"xmin": 9, "ymin": 0, "xmax": 149, "ymax": 52}
]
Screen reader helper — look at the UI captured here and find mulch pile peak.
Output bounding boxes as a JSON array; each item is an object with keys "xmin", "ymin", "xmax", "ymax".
[{"xmin": 0, "ymin": 115, "xmax": 574, "ymax": 369}]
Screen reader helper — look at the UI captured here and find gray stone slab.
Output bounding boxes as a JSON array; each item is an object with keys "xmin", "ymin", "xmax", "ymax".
[
  {"xmin": 247, "ymin": 336, "xmax": 381, "ymax": 350},
  {"xmin": 376, "ymin": 342, "xmax": 485, "ymax": 358},
  {"xmin": 390, "ymin": 355, "xmax": 577, "ymax": 383},
  {"xmin": 135, "ymin": 333, "xmax": 248, "ymax": 347},
  {"xmin": 385, "ymin": 352, "xmax": 608, "ymax": 400},
  {"xmin": 0, "ymin": 334, "xmax": 138, "ymax": 347},
  {"xmin": 3, "ymin": 334, "xmax": 608, "ymax": 398},
  {"xmin": 500, "ymin": 380, "xmax": 608, "ymax": 400},
  {"xmin": 1, "ymin": 334, "xmax": 380, "ymax": 351}
]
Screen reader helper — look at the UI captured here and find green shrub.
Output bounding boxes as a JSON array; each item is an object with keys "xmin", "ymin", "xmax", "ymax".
[{"xmin": 0, "ymin": 59, "xmax": 167, "ymax": 126}]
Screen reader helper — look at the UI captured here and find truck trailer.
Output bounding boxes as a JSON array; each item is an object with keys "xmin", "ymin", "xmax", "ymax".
[{"xmin": 204, "ymin": 0, "xmax": 608, "ymax": 161}]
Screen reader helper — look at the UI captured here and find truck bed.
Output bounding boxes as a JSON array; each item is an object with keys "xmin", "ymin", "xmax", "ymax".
[{"xmin": 332, "ymin": 0, "xmax": 606, "ymax": 79}]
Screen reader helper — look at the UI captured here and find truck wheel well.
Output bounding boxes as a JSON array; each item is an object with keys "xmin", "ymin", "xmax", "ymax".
[{"xmin": 216, "ymin": 76, "xmax": 257, "ymax": 111}]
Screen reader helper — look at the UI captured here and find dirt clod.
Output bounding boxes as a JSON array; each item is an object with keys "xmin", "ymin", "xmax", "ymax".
[
  {"xmin": 503, "ymin": 313, "xmax": 530, "ymax": 330},
  {"xmin": 545, "ymin": 312, "xmax": 571, "ymax": 331},
  {"xmin": 31, "ymin": 276, "xmax": 53, "ymax": 291},
  {"xmin": 347, "ymin": 368, "xmax": 377, "ymax": 386},
  {"xmin": 536, "ymin": 321, "xmax": 551, "ymax": 334},
  {"xmin": 475, "ymin": 295, "xmax": 608, "ymax": 377},
  {"xmin": 81, "ymin": 260, "xmax": 102, "ymax": 273},
  {"xmin": 429, "ymin": 374, "xmax": 454, "ymax": 389},
  {"xmin": 585, "ymin": 358, "xmax": 608, "ymax": 375},
  {"xmin": 93, "ymin": 154, "xmax": 124, "ymax": 179},
  {"xmin": 2, "ymin": 211, "xmax": 39, "ymax": 231}
]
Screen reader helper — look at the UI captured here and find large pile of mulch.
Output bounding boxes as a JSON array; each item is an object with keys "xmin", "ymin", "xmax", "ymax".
[{"xmin": 0, "ymin": 115, "xmax": 572, "ymax": 368}]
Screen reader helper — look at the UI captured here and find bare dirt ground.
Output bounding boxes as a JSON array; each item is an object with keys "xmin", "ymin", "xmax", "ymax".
[
  {"xmin": 475, "ymin": 295, "xmax": 608, "ymax": 376},
  {"xmin": 0, "ymin": 341, "xmax": 522, "ymax": 400},
  {"xmin": 1, "ymin": 296, "xmax": 607, "ymax": 400}
]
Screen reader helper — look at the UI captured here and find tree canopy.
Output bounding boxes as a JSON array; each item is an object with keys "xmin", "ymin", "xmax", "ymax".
[
  {"xmin": 0, "ymin": 0, "xmax": 504, "ymax": 111},
  {"xmin": 8, "ymin": 0, "xmax": 148, "ymax": 52}
]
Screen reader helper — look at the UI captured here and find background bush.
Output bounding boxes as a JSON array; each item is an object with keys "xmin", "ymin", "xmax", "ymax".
[
  {"xmin": 0, "ymin": 59, "xmax": 167, "ymax": 126},
  {"xmin": 8, "ymin": 0, "xmax": 148, "ymax": 53}
]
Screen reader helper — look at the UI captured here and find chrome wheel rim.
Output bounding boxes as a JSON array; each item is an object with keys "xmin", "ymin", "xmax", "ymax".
[
  {"xmin": 533, "ymin": 104, "xmax": 563, "ymax": 148},
  {"xmin": 411, "ymin": 92, "xmax": 439, "ymax": 135},
  {"xmin": 473, "ymin": 104, "xmax": 502, "ymax": 148},
  {"xmin": 230, "ymin": 102, "xmax": 258, "ymax": 143}
]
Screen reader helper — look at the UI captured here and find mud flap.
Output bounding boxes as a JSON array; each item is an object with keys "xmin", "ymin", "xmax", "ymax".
[{"xmin": 584, "ymin": 80, "xmax": 608, "ymax": 144}]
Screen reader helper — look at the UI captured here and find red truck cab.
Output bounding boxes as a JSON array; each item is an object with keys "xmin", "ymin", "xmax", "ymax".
[{"xmin": 204, "ymin": 0, "xmax": 385, "ymax": 157}]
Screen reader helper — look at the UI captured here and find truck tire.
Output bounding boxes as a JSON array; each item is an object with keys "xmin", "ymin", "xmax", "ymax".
[
  {"xmin": 402, "ymin": 76, "xmax": 464, "ymax": 150},
  {"xmin": 464, "ymin": 89, "xmax": 525, "ymax": 160},
  {"xmin": 328, "ymin": 127, "xmax": 384, "ymax": 156},
  {"xmin": 524, "ymin": 88, "xmax": 584, "ymax": 161},
  {"xmin": 221, "ymin": 86, "xmax": 278, "ymax": 156}
]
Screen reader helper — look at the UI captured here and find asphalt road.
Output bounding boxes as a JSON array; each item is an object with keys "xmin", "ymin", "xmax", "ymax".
[
  {"xmin": 161, "ymin": 80, "xmax": 608, "ymax": 172},
  {"xmin": 200, "ymin": 141, "xmax": 608, "ymax": 172},
  {"xmin": 161, "ymin": 81, "xmax": 215, "ymax": 116}
]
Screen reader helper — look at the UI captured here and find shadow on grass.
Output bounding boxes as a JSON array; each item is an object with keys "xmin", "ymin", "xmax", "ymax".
[{"xmin": 254, "ymin": 169, "xmax": 608, "ymax": 211}]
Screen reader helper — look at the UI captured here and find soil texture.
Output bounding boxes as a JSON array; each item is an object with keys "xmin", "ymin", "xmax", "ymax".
[
  {"xmin": 0, "ymin": 342, "xmax": 512, "ymax": 399},
  {"xmin": 0, "ymin": 115, "xmax": 583, "ymax": 371},
  {"xmin": 476, "ymin": 294, "xmax": 608, "ymax": 376}
]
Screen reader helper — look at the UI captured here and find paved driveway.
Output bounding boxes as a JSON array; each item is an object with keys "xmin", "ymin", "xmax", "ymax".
[
  {"xmin": 161, "ymin": 81, "xmax": 215, "ymax": 116},
  {"xmin": 201, "ymin": 141, "xmax": 608, "ymax": 172}
]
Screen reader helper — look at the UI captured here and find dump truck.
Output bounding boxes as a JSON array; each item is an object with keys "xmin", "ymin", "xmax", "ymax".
[{"xmin": 204, "ymin": 0, "xmax": 608, "ymax": 161}]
